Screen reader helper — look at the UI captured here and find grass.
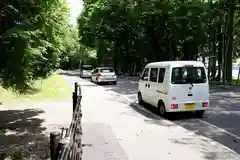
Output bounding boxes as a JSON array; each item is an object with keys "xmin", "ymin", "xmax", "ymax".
[{"xmin": 0, "ymin": 74, "xmax": 71, "ymax": 104}]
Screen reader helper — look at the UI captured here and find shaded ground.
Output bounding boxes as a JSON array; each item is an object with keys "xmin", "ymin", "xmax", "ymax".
[
  {"xmin": 0, "ymin": 109, "xmax": 49, "ymax": 159},
  {"xmin": 0, "ymin": 100, "xmax": 72, "ymax": 159}
]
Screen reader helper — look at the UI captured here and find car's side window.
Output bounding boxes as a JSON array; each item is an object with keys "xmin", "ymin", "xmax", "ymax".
[
  {"xmin": 158, "ymin": 68, "xmax": 166, "ymax": 83},
  {"xmin": 150, "ymin": 68, "xmax": 158, "ymax": 82},
  {"xmin": 141, "ymin": 68, "xmax": 149, "ymax": 81}
]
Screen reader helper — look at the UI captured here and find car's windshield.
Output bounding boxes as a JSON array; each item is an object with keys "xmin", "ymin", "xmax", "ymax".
[
  {"xmin": 100, "ymin": 68, "xmax": 114, "ymax": 73},
  {"xmin": 171, "ymin": 67, "xmax": 206, "ymax": 84}
]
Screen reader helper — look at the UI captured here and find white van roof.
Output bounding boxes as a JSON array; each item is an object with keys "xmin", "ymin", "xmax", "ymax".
[{"xmin": 146, "ymin": 61, "xmax": 205, "ymax": 68}]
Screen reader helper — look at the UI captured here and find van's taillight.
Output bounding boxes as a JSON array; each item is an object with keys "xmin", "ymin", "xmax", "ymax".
[
  {"xmin": 98, "ymin": 73, "xmax": 102, "ymax": 76},
  {"xmin": 171, "ymin": 104, "xmax": 178, "ymax": 109},
  {"xmin": 202, "ymin": 102, "xmax": 208, "ymax": 107}
]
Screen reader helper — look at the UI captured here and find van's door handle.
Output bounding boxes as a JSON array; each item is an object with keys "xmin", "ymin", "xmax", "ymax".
[{"xmin": 148, "ymin": 84, "xmax": 150, "ymax": 88}]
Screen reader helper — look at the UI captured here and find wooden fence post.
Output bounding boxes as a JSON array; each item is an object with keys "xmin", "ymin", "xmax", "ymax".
[
  {"xmin": 50, "ymin": 131, "xmax": 61, "ymax": 160},
  {"xmin": 72, "ymin": 82, "xmax": 78, "ymax": 113}
]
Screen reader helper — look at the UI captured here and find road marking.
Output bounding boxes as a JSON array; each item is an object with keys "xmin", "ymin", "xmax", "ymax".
[{"xmin": 196, "ymin": 118, "xmax": 240, "ymax": 141}]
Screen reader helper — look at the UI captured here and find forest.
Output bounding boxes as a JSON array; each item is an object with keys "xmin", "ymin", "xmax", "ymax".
[
  {"xmin": 1, "ymin": 0, "xmax": 240, "ymax": 92},
  {"xmin": 0, "ymin": 0, "xmax": 93, "ymax": 91},
  {"xmin": 78, "ymin": 0, "xmax": 240, "ymax": 83}
]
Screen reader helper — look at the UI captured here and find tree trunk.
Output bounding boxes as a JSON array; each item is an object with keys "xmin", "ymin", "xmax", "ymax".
[
  {"xmin": 222, "ymin": 13, "xmax": 228, "ymax": 83},
  {"xmin": 208, "ymin": 38, "xmax": 211, "ymax": 79},
  {"xmin": 202, "ymin": 55, "xmax": 206, "ymax": 66},
  {"xmin": 225, "ymin": 0, "xmax": 234, "ymax": 84},
  {"xmin": 216, "ymin": 25, "xmax": 223, "ymax": 82},
  {"xmin": 211, "ymin": 30, "xmax": 217, "ymax": 80},
  {"xmin": 201, "ymin": 45, "xmax": 206, "ymax": 65}
]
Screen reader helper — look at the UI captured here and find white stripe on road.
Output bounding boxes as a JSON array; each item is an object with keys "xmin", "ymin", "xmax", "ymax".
[{"xmin": 196, "ymin": 118, "xmax": 240, "ymax": 141}]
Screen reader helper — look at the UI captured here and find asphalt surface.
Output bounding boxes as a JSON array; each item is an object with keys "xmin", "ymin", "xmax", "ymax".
[
  {"xmin": 60, "ymin": 70, "xmax": 240, "ymax": 158},
  {"xmin": 94, "ymin": 76, "xmax": 240, "ymax": 155}
]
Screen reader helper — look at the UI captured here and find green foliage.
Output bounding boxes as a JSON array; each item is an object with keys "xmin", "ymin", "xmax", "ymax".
[
  {"xmin": 58, "ymin": 27, "xmax": 97, "ymax": 70},
  {"xmin": 78, "ymin": 0, "xmax": 240, "ymax": 81},
  {"xmin": 0, "ymin": 0, "xmax": 79, "ymax": 91},
  {"xmin": 78, "ymin": 0, "xmax": 211, "ymax": 68}
]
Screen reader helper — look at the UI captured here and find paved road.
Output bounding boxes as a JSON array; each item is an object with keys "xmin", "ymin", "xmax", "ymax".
[
  {"xmin": 61, "ymin": 71, "xmax": 240, "ymax": 159},
  {"xmin": 97, "ymin": 76, "xmax": 240, "ymax": 155}
]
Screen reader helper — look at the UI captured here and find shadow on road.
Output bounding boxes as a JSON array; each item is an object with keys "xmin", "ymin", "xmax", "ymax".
[
  {"xmin": 129, "ymin": 102, "xmax": 240, "ymax": 159},
  {"xmin": 130, "ymin": 102, "xmax": 240, "ymax": 156},
  {"xmin": 82, "ymin": 75, "xmax": 240, "ymax": 156},
  {"xmin": 0, "ymin": 109, "xmax": 49, "ymax": 159},
  {"xmin": 173, "ymin": 115, "xmax": 240, "ymax": 154},
  {"xmin": 210, "ymin": 85, "xmax": 240, "ymax": 94}
]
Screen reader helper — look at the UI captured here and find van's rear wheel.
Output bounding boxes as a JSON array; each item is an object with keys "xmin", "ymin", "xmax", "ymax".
[
  {"xmin": 158, "ymin": 102, "xmax": 166, "ymax": 117},
  {"xmin": 138, "ymin": 92, "xmax": 143, "ymax": 105},
  {"xmin": 195, "ymin": 110, "xmax": 205, "ymax": 118}
]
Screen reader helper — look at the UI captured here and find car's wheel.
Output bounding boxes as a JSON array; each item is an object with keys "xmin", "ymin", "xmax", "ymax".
[
  {"xmin": 96, "ymin": 81, "xmax": 100, "ymax": 85},
  {"xmin": 158, "ymin": 101, "xmax": 166, "ymax": 117},
  {"xmin": 95, "ymin": 77, "xmax": 99, "ymax": 84},
  {"xmin": 195, "ymin": 110, "xmax": 205, "ymax": 118},
  {"xmin": 138, "ymin": 92, "xmax": 144, "ymax": 105},
  {"xmin": 96, "ymin": 79, "xmax": 101, "ymax": 85}
]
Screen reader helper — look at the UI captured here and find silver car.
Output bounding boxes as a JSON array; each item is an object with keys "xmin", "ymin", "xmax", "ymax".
[
  {"xmin": 80, "ymin": 65, "xmax": 93, "ymax": 78},
  {"xmin": 80, "ymin": 69, "xmax": 92, "ymax": 78},
  {"xmin": 91, "ymin": 67, "xmax": 117, "ymax": 84}
]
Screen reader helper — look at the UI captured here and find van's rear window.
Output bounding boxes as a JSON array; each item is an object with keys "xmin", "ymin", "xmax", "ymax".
[{"xmin": 171, "ymin": 67, "xmax": 206, "ymax": 84}]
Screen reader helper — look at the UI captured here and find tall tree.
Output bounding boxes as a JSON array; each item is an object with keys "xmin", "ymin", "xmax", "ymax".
[
  {"xmin": 0, "ymin": 0, "xmax": 77, "ymax": 91},
  {"xmin": 225, "ymin": 0, "xmax": 235, "ymax": 83}
]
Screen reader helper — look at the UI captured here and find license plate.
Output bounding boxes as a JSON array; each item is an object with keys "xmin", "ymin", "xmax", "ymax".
[{"xmin": 184, "ymin": 104, "xmax": 195, "ymax": 110}]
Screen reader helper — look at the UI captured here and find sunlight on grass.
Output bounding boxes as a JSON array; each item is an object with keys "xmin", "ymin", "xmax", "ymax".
[{"xmin": 0, "ymin": 74, "xmax": 71, "ymax": 104}]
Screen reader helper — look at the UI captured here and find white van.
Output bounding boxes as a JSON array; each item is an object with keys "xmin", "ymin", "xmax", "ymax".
[{"xmin": 138, "ymin": 61, "xmax": 209, "ymax": 117}]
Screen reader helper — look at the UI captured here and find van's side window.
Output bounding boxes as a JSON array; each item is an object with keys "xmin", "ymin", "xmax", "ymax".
[
  {"xmin": 150, "ymin": 68, "xmax": 158, "ymax": 82},
  {"xmin": 158, "ymin": 68, "xmax": 165, "ymax": 83},
  {"xmin": 141, "ymin": 68, "xmax": 149, "ymax": 81}
]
